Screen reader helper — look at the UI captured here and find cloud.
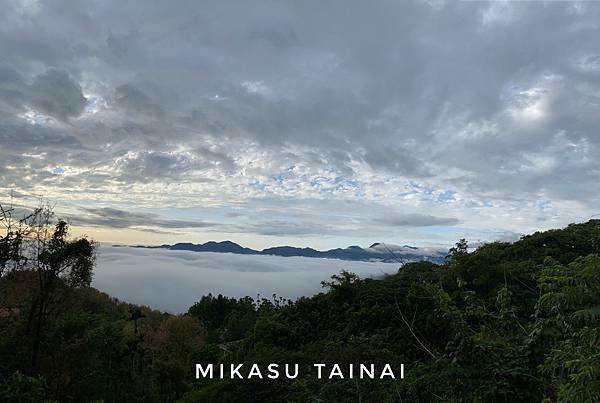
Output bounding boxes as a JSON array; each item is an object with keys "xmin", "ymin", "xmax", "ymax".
[
  {"xmin": 376, "ymin": 213, "xmax": 459, "ymax": 228},
  {"xmin": 0, "ymin": 65, "xmax": 87, "ymax": 121},
  {"xmin": 1, "ymin": 0, "xmax": 599, "ymax": 246},
  {"xmin": 29, "ymin": 69, "xmax": 88, "ymax": 121},
  {"xmin": 94, "ymin": 245, "xmax": 400, "ymax": 312},
  {"xmin": 73, "ymin": 207, "xmax": 217, "ymax": 230},
  {"xmin": 114, "ymin": 84, "xmax": 165, "ymax": 120}
]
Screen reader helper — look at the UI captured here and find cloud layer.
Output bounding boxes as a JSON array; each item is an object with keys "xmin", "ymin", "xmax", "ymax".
[
  {"xmin": 1, "ymin": 0, "xmax": 599, "ymax": 247},
  {"xmin": 94, "ymin": 246, "xmax": 400, "ymax": 313}
]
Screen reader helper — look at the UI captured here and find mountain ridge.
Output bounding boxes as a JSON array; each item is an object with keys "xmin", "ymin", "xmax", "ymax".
[{"xmin": 129, "ymin": 240, "xmax": 447, "ymax": 264}]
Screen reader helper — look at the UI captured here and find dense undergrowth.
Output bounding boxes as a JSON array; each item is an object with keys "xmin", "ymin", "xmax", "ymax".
[{"xmin": 2, "ymin": 219, "xmax": 600, "ymax": 402}]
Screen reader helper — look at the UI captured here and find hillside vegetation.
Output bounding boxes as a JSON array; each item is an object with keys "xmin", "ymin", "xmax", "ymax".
[{"xmin": 1, "ymin": 213, "xmax": 600, "ymax": 402}]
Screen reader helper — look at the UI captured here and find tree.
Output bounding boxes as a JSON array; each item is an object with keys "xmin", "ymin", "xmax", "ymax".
[
  {"xmin": 0, "ymin": 203, "xmax": 97, "ymax": 369},
  {"xmin": 0, "ymin": 203, "xmax": 35, "ymax": 278},
  {"xmin": 446, "ymin": 238, "xmax": 468, "ymax": 264},
  {"xmin": 321, "ymin": 270, "xmax": 361, "ymax": 301},
  {"xmin": 128, "ymin": 307, "xmax": 146, "ymax": 336},
  {"xmin": 533, "ymin": 255, "xmax": 600, "ymax": 401},
  {"xmin": 0, "ymin": 371, "xmax": 45, "ymax": 403}
]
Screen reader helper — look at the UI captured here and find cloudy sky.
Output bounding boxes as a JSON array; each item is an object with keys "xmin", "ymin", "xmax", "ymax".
[{"xmin": 1, "ymin": 0, "xmax": 599, "ymax": 249}]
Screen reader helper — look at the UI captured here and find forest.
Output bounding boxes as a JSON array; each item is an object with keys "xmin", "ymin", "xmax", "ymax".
[{"xmin": 1, "ymin": 204, "xmax": 600, "ymax": 402}]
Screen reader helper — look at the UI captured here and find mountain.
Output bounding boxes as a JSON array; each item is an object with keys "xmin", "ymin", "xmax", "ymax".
[
  {"xmin": 261, "ymin": 246, "xmax": 322, "ymax": 258},
  {"xmin": 134, "ymin": 240, "xmax": 447, "ymax": 263},
  {"xmin": 168, "ymin": 241, "xmax": 258, "ymax": 255}
]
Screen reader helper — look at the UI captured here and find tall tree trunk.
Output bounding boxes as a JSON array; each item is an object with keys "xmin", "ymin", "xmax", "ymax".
[{"xmin": 31, "ymin": 296, "xmax": 45, "ymax": 369}]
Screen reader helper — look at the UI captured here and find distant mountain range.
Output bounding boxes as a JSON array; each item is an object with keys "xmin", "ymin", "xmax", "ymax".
[{"xmin": 128, "ymin": 240, "xmax": 447, "ymax": 264}]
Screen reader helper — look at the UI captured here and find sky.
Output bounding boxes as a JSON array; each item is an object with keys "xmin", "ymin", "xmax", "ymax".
[{"xmin": 1, "ymin": 0, "xmax": 599, "ymax": 250}]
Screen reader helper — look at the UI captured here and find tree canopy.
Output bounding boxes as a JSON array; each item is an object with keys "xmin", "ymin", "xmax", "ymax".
[{"xmin": 2, "ymin": 215, "xmax": 600, "ymax": 402}]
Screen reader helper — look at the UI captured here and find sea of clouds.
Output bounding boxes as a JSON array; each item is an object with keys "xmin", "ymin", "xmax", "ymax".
[{"xmin": 93, "ymin": 246, "xmax": 400, "ymax": 313}]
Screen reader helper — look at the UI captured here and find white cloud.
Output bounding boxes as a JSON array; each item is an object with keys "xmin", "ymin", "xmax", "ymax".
[{"xmin": 93, "ymin": 246, "xmax": 400, "ymax": 313}]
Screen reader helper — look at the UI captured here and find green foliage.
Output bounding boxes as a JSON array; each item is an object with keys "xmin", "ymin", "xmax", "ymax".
[
  {"xmin": 0, "ymin": 273, "xmax": 207, "ymax": 403},
  {"xmin": 2, "ymin": 216, "xmax": 600, "ymax": 401},
  {"xmin": 0, "ymin": 371, "xmax": 46, "ymax": 403},
  {"xmin": 180, "ymin": 220, "xmax": 600, "ymax": 402},
  {"xmin": 532, "ymin": 255, "xmax": 600, "ymax": 402},
  {"xmin": 188, "ymin": 294, "xmax": 256, "ymax": 342}
]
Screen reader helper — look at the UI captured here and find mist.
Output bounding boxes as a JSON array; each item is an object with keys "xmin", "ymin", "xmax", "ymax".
[{"xmin": 93, "ymin": 246, "xmax": 401, "ymax": 313}]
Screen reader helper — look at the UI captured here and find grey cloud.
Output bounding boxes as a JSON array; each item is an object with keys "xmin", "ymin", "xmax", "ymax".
[
  {"xmin": 0, "ymin": 65, "xmax": 87, "ymax": 121},
  {"xmin": 29, "ymin": 69, "xmax": 87, "ymax": 121},
  {"xmin": 224, "ymin": 212, "xmax": 243, "ymax": 218},
  {"xmin": 375, "ymin": 213, "xmax": 459, "ymax": 228},
  {"xmin": 116, "ymin": 151, "xmax": 193, "ymax": 183},
  {"xmin": 74, "ymin": 207, "xmax": 217, "ymax": 230},
  {"xmin": 362, "ymin": 146, "xmax": 431, "ymax": 177},
  {"xmin": 0, "ymin": 118, "xmax": 81, "ymax": 150},
  {"xmin": 216, "ymin": 197, "xmax": 460, "ymax": 237},
  {"xmin": 114, "ymin": 84, "xmax": 165, "ymax": 120},
  {"xmin": 234, "ymin": 219, "xmax": 331, "ymax": 237},
  {"xmin": 195, "ymin": 147, "xmax": 236, "ymax": 171},
  {"xmin": 114, "ymin": 150, "xmax": 224, "ymax": 184}
]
